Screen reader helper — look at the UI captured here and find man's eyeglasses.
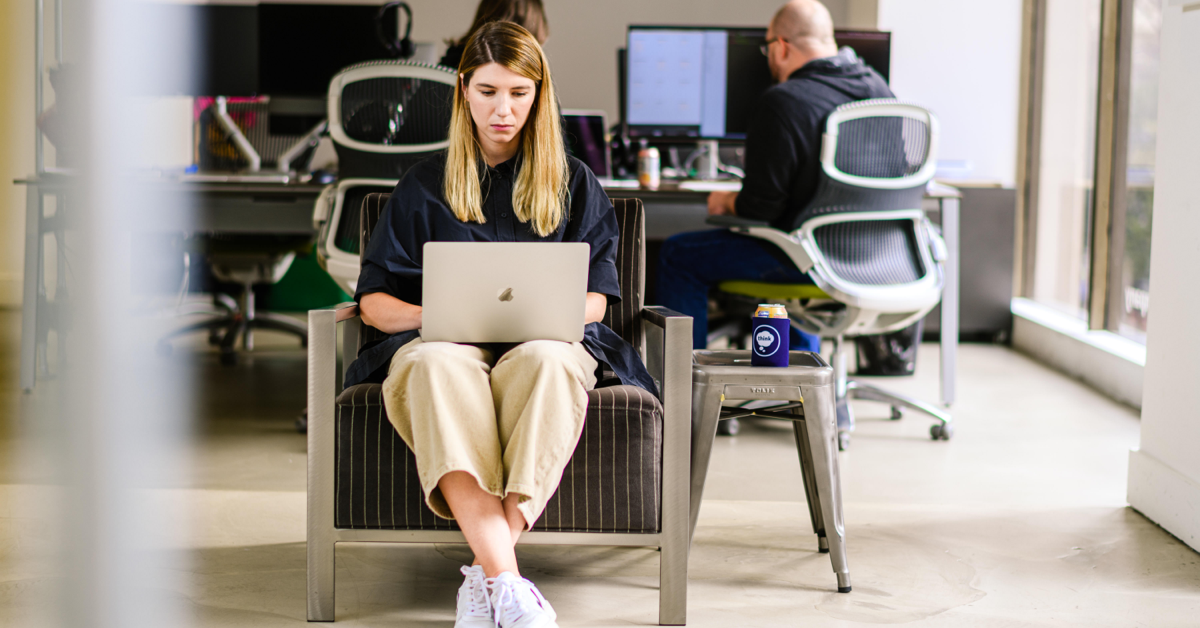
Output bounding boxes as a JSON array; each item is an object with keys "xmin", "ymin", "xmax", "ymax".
[{"xmin": 759, "ymin": 37, "xmax": 783, "ymax": 56}]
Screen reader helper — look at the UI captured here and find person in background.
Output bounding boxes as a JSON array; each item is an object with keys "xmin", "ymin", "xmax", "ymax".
[
  {"xmin": 657, "ymin": 0, "xmax": 894, "ymax": 354},
  {"xmin": 440, "ymin": 0, "xmax": 549, "ymax": 69}
]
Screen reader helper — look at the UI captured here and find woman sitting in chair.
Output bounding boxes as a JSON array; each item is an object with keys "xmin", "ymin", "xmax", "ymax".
[{"xmin": 351, "ymin": 21, "xmax": 654, "ymax": 628}]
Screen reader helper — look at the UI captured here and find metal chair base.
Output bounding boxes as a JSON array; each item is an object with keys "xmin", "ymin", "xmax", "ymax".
[{"xmin": 831, "ymin": 336, "xmax": 953, "ymax": 447}]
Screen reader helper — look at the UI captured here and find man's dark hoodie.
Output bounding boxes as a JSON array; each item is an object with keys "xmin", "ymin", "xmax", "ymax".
[{"xmin": 735, "ymin": 48, "xmax": 893, "ymax": 231}]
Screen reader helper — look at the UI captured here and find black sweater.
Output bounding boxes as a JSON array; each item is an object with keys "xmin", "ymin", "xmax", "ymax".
[{"xmin": 736, "ymin": 49, "xmax": 894, "ymax": 231}]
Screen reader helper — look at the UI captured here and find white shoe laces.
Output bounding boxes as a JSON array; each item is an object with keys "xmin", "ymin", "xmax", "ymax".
[
  {"xmin": 458, "ymin": 565, "xmax": 493, "ymax": 620},
  {"xmin": 489, "ymin": 573, "xmax": 556, "ymax": 627}
]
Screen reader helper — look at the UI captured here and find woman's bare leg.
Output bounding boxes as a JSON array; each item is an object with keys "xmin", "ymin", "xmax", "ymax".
[
  {"xmin": 439, "ymin": 471, "xmax": 519, "ymax": 578},
  {"xmin": 503, "ymin": 493, "xmax": 527, "ymax": 545}
]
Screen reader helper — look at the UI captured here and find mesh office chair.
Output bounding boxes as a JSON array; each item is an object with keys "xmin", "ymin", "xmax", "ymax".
[
  {"xmin": 328, "ymin": 60, "xmax": 456, "ymax": 178},
  {"xmin": 312, "ymin": 178, "xmax": 397, "ymax": 295},
  {"xmin": 710, "ymin": 99, "xmax": 951, "ymax": 449},
  {"xmin": 307, "ymin": 195, "xmax": 692, "ymax": 625},
  {"xmin": 313, "ymin": 61, "xmax": 456, "ymax": 293}
]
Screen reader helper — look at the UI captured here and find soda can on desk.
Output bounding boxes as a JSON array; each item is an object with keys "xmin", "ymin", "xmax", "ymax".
[
  {"xmin": 751, "ymin": 303, "xmax": 791, "ymax": 367},
  {"xmin": 637, "ymin": 145, "xmax": 660, "ymax": 190}
]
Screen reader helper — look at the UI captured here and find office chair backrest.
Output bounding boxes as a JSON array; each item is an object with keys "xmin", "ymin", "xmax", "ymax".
[
  {"xmin": 354, "ymin": 194, "xmax": 647, "ymax": 356},
  {"xmin": 789, "ymin": 100, "xmax": 941, "ymax": 291},
  {"xmin": 790, "ymin": 99, "xmax": 938, "ymax": 231},
  {"xmin": 327, "ymin": 61, "xmax": 456, "ymax": 179}
]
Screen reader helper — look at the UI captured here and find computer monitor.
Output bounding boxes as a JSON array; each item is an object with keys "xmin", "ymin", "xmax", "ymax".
[
  {"xmin": 258, "ymin": 4, "xmax": 400, "ymax": 98},
  {"xmin": 136, "ymin": 3, "xmax": 259, "ymax": 96},
  {"xmin": 624, "ymin": 25, "xmax": 890, "ymax": 141}
]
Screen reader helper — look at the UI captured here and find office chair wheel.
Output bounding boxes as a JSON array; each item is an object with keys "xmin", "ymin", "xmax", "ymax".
[
  {"xmin": 837, "ymin": 431, "xmax": 851, "ymax": 451},
  {"xmin": 208, "ymin": 330, "xmax": 223, "ymax": 346},
  {"xmin": 219, "ymin": 350, "xmax": 239, "ymax": 367},
  {"xmin": 717, "ymin": 417, "xmax": 740, "ymax": 436},
  {"xmin": 930, "ymin": 423, "xmax": 953, "ymax": 441},
  {"xmin": 890, "ymin": 406, "xmax": 904, "ymax": 420}
]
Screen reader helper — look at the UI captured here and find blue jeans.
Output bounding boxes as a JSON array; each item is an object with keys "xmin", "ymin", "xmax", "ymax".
[{"xmin": 658, "ymin": 229, "xmax": 821, "ymax": 351}]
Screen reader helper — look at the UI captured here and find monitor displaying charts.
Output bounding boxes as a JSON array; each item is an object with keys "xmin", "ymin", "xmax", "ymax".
[{"xmin": 624, "ymin": 25, "xmax": 890, "ymax": 141}]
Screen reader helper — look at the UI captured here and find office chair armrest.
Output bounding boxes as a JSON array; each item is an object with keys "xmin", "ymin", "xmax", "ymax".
[
  {"xmin": 705, "ymin": 215, "xmax": 772, "ymax": 229},
  {"xmin": 706, "ymin": 217, "xmax": 816, "ymax": 274}
]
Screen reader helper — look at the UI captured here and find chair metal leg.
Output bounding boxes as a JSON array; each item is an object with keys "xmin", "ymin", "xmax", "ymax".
[
  {"xmin": 659, "ymin": 508, "xmax": 688, "ymax": 626},
  {"xmin": 831, "ymin": 336, "xmax": 854, "ymax": 450},
  {"xmin": 800, "ymin": 382, "xmax": 850, "ymax": 592},
  {"xmin": 308, "ymin": 309, "xmax": 340, "ymax": 621},
  {"xmin": 252, "ymin": 312, "xmax": 310, "ymax": 342},
  {"xmin": 159, "ymin": 317, "xmax": 234, "ymax": 343},
  {"xmin": 655, "ymin": 308, "xmax": 691, "ymax": 626},
  {"xmin": 688, "ymin": 380, "xmax": 725, "ymax": 546},
  {"xmin": 792, "ymin": 416, "xmax": 825, "ymax": 547},
  {"xmin": 20, "ymin": 186, "xmax": 41, "ymax": 392},
  {"xmin": 846, "ymin": 380, "xmax": 952, "ymax": 426},
  {"xmin": 242, "ymin": 284, "xmax": 255, "ymax": 351}
]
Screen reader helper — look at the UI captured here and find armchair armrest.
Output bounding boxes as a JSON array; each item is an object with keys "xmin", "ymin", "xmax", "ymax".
[
  {"xmin": 705, "ymin": 216, "xmax": 815, "ymax": 274},
  {"xmin": 307, "ymin": 301, "xmax": 358, "ymax": 618},
  {"xmin": 642, "ymin": 305, "xmax": 692, "ymax": 398},
  {"xmin": 308, "ymin": 302, "xmax": 360, "ymax": 420},
  {"xmin": 641, "ymin": 305, "xmax": 691, "ymax": 586}
]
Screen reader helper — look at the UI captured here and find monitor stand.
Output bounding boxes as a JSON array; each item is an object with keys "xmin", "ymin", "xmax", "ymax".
[
  {"xmin": 276, "ymin": 120, "xmax": 327, "ymax": 174},
  {"xmin": 696, "ymin": 140, "xmax": 723, "ymax": 180},
  {"xmin": 212, "ymin": 96, "xmax": 262, "ymax": 172}
]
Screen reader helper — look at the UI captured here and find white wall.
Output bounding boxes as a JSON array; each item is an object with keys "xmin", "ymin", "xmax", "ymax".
[
  {"xmin": 404, "ymin": 0, "xmax": 850, "ymax": 122},
  {"xmin": 876, "ymin": 0, "xmax": 1023, "ymax": 185},
  {"xmin": 1126, "ymin": 1, "xmax": 1200, "ymax": 553}
]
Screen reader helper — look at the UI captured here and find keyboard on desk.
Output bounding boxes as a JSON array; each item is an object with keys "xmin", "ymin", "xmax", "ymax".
[{"xmin": 598, "ymin": 178, "xmax": 742, "ymax": 193}]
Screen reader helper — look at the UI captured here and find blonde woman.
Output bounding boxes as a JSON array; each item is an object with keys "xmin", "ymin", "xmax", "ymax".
[{"xmin": 350, "ymin": 21, "xmax": 655, "ymax": 628}]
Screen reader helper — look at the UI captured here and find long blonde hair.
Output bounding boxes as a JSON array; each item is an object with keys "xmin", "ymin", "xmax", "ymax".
[{"xmin": 444, "ymin": 21, "xmax": 568, "ymax": 237}]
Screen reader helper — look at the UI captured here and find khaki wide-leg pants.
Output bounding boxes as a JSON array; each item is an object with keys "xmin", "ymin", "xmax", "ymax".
[{"xmin": 381, "ymin": 338, "xmax": 599, "ymax": 528}]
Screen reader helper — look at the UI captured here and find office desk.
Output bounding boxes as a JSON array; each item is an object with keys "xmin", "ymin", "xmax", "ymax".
[
  {"xmin": 607, "ymin": 181, "xmax": 961, "ymax": 409},
  {"xmin": 14, "ymin": 174, "xmax": 323, "ymax": 391}
]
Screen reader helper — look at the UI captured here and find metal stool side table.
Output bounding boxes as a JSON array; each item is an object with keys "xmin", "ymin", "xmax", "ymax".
[{"xmin": 689, "ymin": 349, "xmax": 850, "ymax": 593}]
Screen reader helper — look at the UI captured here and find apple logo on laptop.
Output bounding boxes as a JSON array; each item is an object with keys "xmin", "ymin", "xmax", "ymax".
[{"xmin": 498, "ymin": 287, "xmax": 514, "ymax": 302}]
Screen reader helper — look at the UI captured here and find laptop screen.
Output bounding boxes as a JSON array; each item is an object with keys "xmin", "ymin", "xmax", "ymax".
[{"xmin": 562, "ymin": 111, "xmax": 610, "ymax": 178}]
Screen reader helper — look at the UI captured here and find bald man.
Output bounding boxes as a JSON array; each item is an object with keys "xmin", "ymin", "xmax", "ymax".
[{"xmin": 658, "ymin": 0, "xmax": 893, "ymax": 351}]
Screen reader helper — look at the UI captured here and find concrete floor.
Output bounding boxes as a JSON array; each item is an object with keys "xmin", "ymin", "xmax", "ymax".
[{"xmin": 3, "ymin": 311, "xmax": 1199, "ymax": 627}]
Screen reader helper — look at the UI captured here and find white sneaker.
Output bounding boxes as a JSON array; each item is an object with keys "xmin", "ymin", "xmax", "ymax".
[
  {"xmin": 488, "ymin": 571, "xmax": 559, "ymax": 628},
  {"xmin": 455, "ymin": 565, "xmax": 494, "ymax": 628}
]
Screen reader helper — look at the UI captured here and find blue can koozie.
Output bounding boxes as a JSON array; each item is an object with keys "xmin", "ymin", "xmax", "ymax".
[{"xmin": 750, "ymin": 316, "xmax": 791, "ymax": 367}]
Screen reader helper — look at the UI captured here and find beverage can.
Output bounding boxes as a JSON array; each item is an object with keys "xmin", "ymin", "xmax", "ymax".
[
  {"xmin": 754, "ymin": 304, "xmax": 788, "ymax": 319},
  {"xmin": 637, "ymin": 146, "xmax": 660, "ymax": 190},
  {"xmin": 751, "ymin": 304, "xmax": 790, "ymax": 367}
]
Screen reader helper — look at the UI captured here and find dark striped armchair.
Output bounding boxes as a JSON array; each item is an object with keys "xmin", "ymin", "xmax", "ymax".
[{"xmin": 306, "ymin": 196, "xmax": 693, "ymax": 625}]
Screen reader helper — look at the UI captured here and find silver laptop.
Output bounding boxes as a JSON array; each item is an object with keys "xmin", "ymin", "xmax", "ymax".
[{"xmin": 421, "ymin": 242, "xmax": 590, "ymax": 344}]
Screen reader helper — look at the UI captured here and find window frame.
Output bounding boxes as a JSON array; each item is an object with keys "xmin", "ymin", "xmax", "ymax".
[{"xmin": 1016, "ymin": 0, "xmax": 1143, "ymax": 334}]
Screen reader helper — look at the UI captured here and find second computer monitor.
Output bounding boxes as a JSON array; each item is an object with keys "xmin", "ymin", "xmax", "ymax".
[{"xmin": 625, "ymin": 25, "xmax": 890, "ymax": 141}]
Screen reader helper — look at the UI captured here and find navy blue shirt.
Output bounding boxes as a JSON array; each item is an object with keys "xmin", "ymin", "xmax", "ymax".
[{"xmin": 345, "ymin": 152, "xmax": 657, "ymax": 396}]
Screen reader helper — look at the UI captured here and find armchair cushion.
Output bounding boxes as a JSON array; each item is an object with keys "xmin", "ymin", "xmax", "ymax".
[{"xmin": 334, "ymin": 382, "xmax": 664, "ymax": 533}]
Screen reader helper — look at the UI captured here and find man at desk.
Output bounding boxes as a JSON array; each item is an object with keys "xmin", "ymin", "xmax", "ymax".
[{"xmin": 658, "ymin": 0, "xmax": 893, "ymax": 351}]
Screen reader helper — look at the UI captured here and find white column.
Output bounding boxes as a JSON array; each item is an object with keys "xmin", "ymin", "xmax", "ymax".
[{"xmin": 1126, "ymin": 1, "xmax": 1200, "ymax": 553}]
